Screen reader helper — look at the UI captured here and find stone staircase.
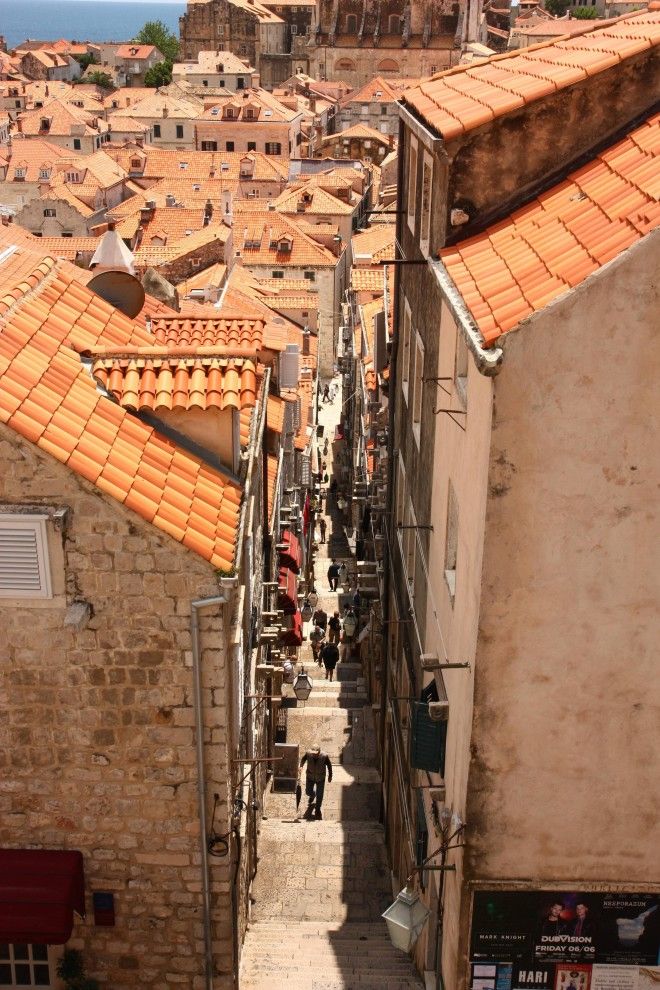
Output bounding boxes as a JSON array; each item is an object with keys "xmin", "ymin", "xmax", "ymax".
[{"xmin": 239, "ymin": 380, "xmax": 423, "ymax": 990}]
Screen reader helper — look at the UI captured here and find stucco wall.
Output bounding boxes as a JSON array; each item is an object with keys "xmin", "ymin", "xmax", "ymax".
[
  {"xmin": 467, "ymin": 232, "xmax": 660, "ymax": 888},
  {"xmin": 0, "ymin": 424, "xmax": 237, "ymax": 988}
]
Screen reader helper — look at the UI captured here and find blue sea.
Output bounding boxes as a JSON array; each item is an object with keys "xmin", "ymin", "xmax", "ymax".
[{"xmin": 0, "ymin": 0, "xmax": 186, "ymax": 51}]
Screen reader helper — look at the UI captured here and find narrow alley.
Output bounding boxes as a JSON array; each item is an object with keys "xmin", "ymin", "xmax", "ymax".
[{"xmin": 240, "ymin": 379, "xmax": 423, "ymax": 989}]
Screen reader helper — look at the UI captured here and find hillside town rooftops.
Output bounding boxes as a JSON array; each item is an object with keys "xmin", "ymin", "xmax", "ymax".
[{"xmin": 440, "ymin": 110, "xmax": 660, "ymax": 345}]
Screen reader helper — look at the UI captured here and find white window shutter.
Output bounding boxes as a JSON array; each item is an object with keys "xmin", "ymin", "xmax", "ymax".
[{"xmin": 0, "ymin": 515, "xmax": 52, "ymax": 599}]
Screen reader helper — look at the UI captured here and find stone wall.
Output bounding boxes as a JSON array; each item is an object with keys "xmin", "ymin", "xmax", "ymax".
[{"xmin": 0, "ymin": 424, "xmax": 238, "ymax": 989}]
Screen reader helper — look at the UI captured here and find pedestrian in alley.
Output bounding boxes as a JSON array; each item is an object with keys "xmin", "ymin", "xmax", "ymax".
[
  {"xmin": 300, "ymin": 745, "xmax": 332, "ymax": 819},
  {"xmin": 338, "ymin": 561, "xmax": 348, "ymax": 589},
  {"xmin": 352, "ymin": 587, "xmax": 362, "ymax": 614},
  {"xmin": 322, "ymin": 383, "xmax": 330, "ymax": 403},
  {"xmin": 328, "ymin": 610, "xmax": 341, "ymax": 644},
  {"xmin": 319, "ymin": 517, "xmax": 327, "ymax": 543},
  {"xmin": 327, "ymin": 560, "xmax": 340, "ymax": 591},
  {"xmin": 320, "ymin": 640, "xmax": 339, "ymax": 681},
  {"xmin": 309, "ymin": 624, "xmax": 325, "ymax": 665},
  {"xmin": 312, "ymin": 604, "xmax": 328, "ymax": 634}
]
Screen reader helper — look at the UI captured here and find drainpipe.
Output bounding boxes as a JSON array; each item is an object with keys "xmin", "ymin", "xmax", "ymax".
[{"xmin": 190, "ymin": 592, "xmax": 230, "ymax": 990}]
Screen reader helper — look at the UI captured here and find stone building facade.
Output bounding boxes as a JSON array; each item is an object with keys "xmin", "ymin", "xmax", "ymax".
[
  {"xmin": 0, "ymin": 427, "xmax": 240, "ymax": 988},
  {"xmin": 180, "ymin": 0, "xmax": 465, "ymax": 91}
]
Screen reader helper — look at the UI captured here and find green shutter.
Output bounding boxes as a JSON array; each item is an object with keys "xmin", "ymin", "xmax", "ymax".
[{"xmin": 411, "ymin": 701, "xmax": 447, "ymax": 774}]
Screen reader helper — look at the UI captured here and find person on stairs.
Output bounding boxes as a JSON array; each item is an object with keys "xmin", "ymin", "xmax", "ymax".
[
  {"xmin": 327, "ymin": 560, "xmax": 340, "ymax": 591},
  {"xmin": 319, "ymin": 517, "xmax": 327, "ymax": 543},
  {"xmin": 312, "ymin": 605, "xmax": 328, "ymax": 635},
  {"xmin": 300, "ymin": 745, "xmax": 332, "ymax": 820},
  {"xmin": 328, "ymin": 611, "xmax": 341, "ymax": 644},
  {"xmin": 320, "ymin": 639, "xmax": 339, "ymax": 681}
]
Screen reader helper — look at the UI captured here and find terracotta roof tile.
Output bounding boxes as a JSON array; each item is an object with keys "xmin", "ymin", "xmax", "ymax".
[
  {"xmin": 441, "ymin": 111, "xmax": 660, "ymax": 344},
  {"xmin": 0, "ymin": 252, "xmax": 242, "ymax": 570},
  {"xmin": 403, "ymin": 11, "xmax": 660, "ymax": 139}
]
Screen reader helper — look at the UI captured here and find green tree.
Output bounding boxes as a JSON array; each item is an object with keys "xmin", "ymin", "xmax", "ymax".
[
  {"xmin": 572, "ymin": 6, "xmax": 599, "ymax": 16},
  {"xmin": 86, "ymin": 70, "xmax": 115, "ymax": 91},
  {"xmin": 73, "ymin": 51, "xmax": 98, "ymax": 71},
  {"xmin": 544, "ymin": 0, "xmax": 570, "ymax": 14},
  {"xmin": 144, "ymin": 60, "xmax": 173, "ymax": 88},
  {"xmin": 134, "ymin": 20, "xmax": 179, "ymax": 63}
]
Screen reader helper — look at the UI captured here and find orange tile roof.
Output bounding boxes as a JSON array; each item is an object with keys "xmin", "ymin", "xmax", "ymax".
[
  {"xmin": 267, "ymin": 394, "xmax": 285, "ymax": 432},
  {"xmin": 351, "ymin": 268, "xmax": 387, "ymax": 292},
  {"xmin": 107, "ymin": 147, "xmax": 288, "ymax": 183},
  {"xmin": 441, "ymin": 111, "xmax": 660, "ymax": 345},
  {"xmin": 352, "ymin": 224, "xmax": 396, "ymax": 263},
  {"xmin": 115, "ymin": 45, "xmax": 158, "ymax": 60},
  {"xmin": 0, "ymin": 254, "xmax": 242, "ymax": 570},
  {"xmin": 233, "ymin": 210, "xmax": 338, "ymax": 267},
  {"xmin": 151, "ymin": 315, "xmax": 288, "ymax": 352},
  {"xmin": 91, "ymin": 354, "xmax": 258, "ymax": 413},
  {"xmin": 402, "ymin": 11, "xmax": 660, "ymax": 141},
  {"xmin": 322, "ymin": 123, "xmax": 392, "ymax": 144}
]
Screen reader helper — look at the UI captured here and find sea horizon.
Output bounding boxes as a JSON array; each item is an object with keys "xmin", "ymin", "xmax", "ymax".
[{"xmin": 0, "ymin": 0, "xmax": 186, "ymax": 49}]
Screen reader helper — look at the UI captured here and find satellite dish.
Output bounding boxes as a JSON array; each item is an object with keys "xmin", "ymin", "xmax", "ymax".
[{"xmin": 88, "ymin": 269, "xmax": 145, "ymax": 319}]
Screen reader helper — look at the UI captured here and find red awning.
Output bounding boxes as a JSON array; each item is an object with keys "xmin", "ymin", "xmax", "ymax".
[
  {"xmin": 279, "ymin": 528, "xmax": 301, "ymax": 574},
  {"xmin": 278, "ymin": 566, "xmax": 298, "ymax": 615},
  {"xmin": 279, "ymin": 609, "xmax": 303, "ymax": 647},
  {"xmin": 0, "ymin": 849, "xmax": 85, "ymax": 944}
]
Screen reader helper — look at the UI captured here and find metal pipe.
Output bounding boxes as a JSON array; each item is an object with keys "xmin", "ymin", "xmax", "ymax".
[{"xmin": 190, "ymin": 593, "xmax": 230, "ymax": 990}]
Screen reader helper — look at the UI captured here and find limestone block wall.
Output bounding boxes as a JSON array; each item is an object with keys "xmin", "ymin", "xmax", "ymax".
[{"xmin": 0, "ymin": 425, "xmax": 238, "ymax": 989}]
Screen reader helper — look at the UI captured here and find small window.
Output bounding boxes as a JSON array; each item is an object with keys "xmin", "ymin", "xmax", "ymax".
[
  {"xmin": 401, "ymin": 297, "xmax": 412, "ymax": 402},
  {"xmin": 43, "ymin": 208, "xmax": 56, "ymax": 218},
  {"xmin": 61, "ymin": 232, "xmax": 72, "ymax": 238},
  {"xmin": 420, "ymin": 152, "xmax": 433, "ymax": 256},
  {"xmin": 444, "ymin": 481, "xmax": 458, "ymax": 602},
  {"xmin": 265, "ymin": 142, "xmax": 282, "ymax": 156},
  {"xmin": 0, "ymin": 942, "xmax": 54, "ymax": 986},
  {"xmin": 407, "ymin": 135, "xmax": 417, "ymax": 233},
  {"xmin": 226, "ymin": 141, "xmax": 235, "ymax": 152},
  {"xmin": 153, "ymin": 124, "xmax": 161, "ymax": 138},
  {"xmin": 237, "ymin": 77, "xmax": 245, "ymax": 89},
  {"xmin": 0, "ymin": 514, "xmax": 52, "ymax": 599},
  {"xmin": 73, "ymin": 139, "xmax": 81, "ymax": 150},
  {"xmin": 201, "ymin": 141, "xmax": 217, "ymax": 151},
  {"xmin": 176, "ymin": 125, "xmax": 184, "ymax": 139},
  {"xmin": 346, "ymin": 13, "xmax": 357, "ymax": 31},
  {"xmin": 304, "ymin": 271, "xmax": 315, "ymax": 282},
  {"xmin": 455, "ymin": 328, "xmax": 468, "ymax": 407},
  {"xmin": 412, "ymin": 333, "xmax": 424, "ymax": 446},
  {"xmin": 247, "ymin": 141, "xmax": 256, "ymax": 151},
  {"xmin": 202, "ymin": 79, "xmax": 208, "ymax": 87},
  {"xmin": 272, "ymin": 270, "xmax": 284, "ymax": 278},
  {"xmin": 381, "ymin": 105, "xmax": 388, "ymax": 115}
]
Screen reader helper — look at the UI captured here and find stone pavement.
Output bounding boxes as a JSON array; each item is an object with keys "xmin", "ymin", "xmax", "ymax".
[{"xmin": 240, "ymin": 378, "xmax": 423, "ymax": 989}]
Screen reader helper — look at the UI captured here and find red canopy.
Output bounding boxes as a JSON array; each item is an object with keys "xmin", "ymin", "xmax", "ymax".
[
  {"xmin": 279, "ymin": 609, "xmax": 303, "ymax": 647},
  {"xmin": 278, "ymin": 566, "xmax": 298, "ymax": 615},
  {"xmin": 0, "ymin": 849, "xmax": 85, "ymax": 944},
  {"xmin": 279, "ymin": 528, "xmax": 301, "ymax": 574}
]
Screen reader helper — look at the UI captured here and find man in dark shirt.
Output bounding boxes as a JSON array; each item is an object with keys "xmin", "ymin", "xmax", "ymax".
[
  {"xmin": 327, "ymin": 561, "xmax": 340, "ymax": 591},
  {"xmin": 312, "ymin": 606, "xmax": 327, "ymax": 632},
  {"xmin": 300, "ymin": 745, "xmax": 332, "ymax": 819}
]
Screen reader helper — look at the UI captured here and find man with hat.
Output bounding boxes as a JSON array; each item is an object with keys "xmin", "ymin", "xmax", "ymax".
[{"xmin": 300, "ymin": 745, "xmax": 333, "ymax": 819}]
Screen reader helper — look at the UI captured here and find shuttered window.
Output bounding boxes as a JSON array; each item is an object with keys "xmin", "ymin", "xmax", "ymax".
[
  {"xmin": 411, "ymin": 683, "xmax": 447, "ymax": 775},
  {"xmin": 0, "ymin": 515, "xmax": 52, "ymax": 599}
]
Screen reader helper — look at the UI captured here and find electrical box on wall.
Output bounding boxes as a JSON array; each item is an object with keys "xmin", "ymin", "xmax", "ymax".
[{"xmin": 93, "ymin": 891, "xmax": 115, "ymax": 927}]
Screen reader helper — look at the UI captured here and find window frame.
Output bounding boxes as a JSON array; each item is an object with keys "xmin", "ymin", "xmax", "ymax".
[
  {"xmin": 412, "ymin": 331, "xmax": 424, "ymax": 447},
  {"xmin": 0, "ymin": 941, "xmax": 56, "ymax": 987},
  {"xmin": 406, "ymin": 134, "xmax": 418, "ymax": 233},
  {"xmin": 455, "ymin": 326, "xmax": 468, "ymax": 409},
  {"xmin": 420, "ymin": 150, "xmax": 433, "ymax": 256},
  {"xmin": 400, "ymin": 296, "xmax": 412, "ymax": 404},
  {"xmin": 444, "ymin": 481, "xmax": 458, "ymax": 604},
  {"xmin": 0, "ymin": 513, "xmax": 52, "ymax": 600}
]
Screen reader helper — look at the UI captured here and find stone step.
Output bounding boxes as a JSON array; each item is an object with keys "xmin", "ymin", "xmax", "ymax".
[{"xmin": 263, "ymin": 766, "xmax": 381, "ymax": 821}]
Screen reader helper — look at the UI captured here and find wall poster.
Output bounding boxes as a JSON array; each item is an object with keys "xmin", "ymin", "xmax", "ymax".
[{"xmin": 470, "ymin": 891, "xmax": 659, "ymax": 990}]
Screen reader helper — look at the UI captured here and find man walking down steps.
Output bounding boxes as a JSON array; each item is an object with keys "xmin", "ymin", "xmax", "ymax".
[{"xmin": 301, "ymin": 745, "xmax": 333, "ymax": 820}]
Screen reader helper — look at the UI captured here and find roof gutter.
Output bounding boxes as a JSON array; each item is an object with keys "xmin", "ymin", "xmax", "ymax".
[
  {"xmin": 430, "ymin": 257, "xmax": 504, "ymax": 377},
  {"xmin": 190, "ymin": 591, "xmax": 231, "ymax": 990}
]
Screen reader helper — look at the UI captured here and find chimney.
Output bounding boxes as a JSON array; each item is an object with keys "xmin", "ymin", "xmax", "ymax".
[
  {"xmin": 166, "ymin": 193, "xmax": 176, "ymax": 207},
  {"xmin": 16, "ymin": 118, "xmax": 22, "ymax": 133},
  {"xmin": 204, "ymin": 199, "xmax": 213, "ymax": 222},
  {"xmin": 45, "ymin": 84, "xmax": 49, "ymax": 97},
  {"xmin": 162, "ymin": 105, "xmax": 169, "ymax": 118}
]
